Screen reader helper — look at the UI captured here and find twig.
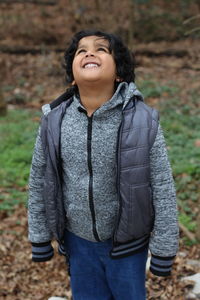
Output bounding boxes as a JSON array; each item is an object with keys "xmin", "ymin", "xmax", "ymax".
[
  {"xmin": 185, "ymin": 27, "xmax": 200, "ymax": 36},
  {"xmin": 183, "ymin": 14, "xmax": 200, "ymax": 25},
  {"xmin": 179, "ymin": 223, "xmax": 196, "ymax": 242}
]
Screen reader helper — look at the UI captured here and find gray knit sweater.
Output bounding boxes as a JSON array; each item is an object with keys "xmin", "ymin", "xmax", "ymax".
[{"xmin": 28, "ymin": 82, "xmax": 179, "ymax": 258}]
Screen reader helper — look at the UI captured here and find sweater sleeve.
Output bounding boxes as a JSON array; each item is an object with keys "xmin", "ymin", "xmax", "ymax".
[
  {"xmin": 28, "ymin": 126, "xmax": 54, "ymax": 262},
  {"xmin": 149, "ymin": 124, "xmax": 179, "ymax": 276}
]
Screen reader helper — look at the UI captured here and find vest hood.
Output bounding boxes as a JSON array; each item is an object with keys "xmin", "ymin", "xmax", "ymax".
[{"xmin": 41, "ymin": 82, "xmax": 144, "ymax": 116}]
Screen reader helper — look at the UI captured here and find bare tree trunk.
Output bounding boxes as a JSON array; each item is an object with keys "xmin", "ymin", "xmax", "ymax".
[
  {"xmin": 128, "ymin": 0, "xmax": 135, "ymax": 50},
  {"xmin": 180, "ymin": 0, "xmax": 189, "ymax": 20},
  {"xmin": 0, "ymin": 91, "xmax": 7, "ymax": 116},
  {"xmin": 95, "ymin": 0, "xmax": 101, "ymax": 10}
]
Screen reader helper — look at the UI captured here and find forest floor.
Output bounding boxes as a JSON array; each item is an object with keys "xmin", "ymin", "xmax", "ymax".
[
  {"xmin": 0, "ymin": 42, "xmax": 200, "ymax": 300},
  {"xmin": 0, "ymin": 204, "xmax": 199, "ymax": 300}
]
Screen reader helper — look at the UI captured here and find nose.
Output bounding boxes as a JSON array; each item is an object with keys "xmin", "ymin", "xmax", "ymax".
[{"xmin": 85, "ymin": 50, "xmax": 94, "ymax": 57}]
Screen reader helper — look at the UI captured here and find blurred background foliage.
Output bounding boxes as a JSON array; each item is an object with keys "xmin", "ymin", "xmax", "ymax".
[{"xmin": 0, "ymin": 0, "xmax": 200, "ymax": 49}]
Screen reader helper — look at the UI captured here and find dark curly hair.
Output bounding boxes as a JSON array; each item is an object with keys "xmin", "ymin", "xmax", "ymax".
[{"xmin": 63, "ymin": 30, "xmax": 135, "ymax": 94}]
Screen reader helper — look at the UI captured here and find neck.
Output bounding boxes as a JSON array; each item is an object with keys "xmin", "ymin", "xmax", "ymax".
[{"xmin": 77, "ymin": 82, "xmax": 115, "ymax": 116}]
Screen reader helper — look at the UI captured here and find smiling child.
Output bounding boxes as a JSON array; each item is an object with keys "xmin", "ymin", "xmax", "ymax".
[{"xmin": 28, "ymin": 30, "xmax": 179, "ymax": 300}]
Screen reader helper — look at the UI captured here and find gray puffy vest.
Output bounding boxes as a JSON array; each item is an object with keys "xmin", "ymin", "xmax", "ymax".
[{"xmin": 40, "ymin": 93, "xmax": 159, "ymax": 258}]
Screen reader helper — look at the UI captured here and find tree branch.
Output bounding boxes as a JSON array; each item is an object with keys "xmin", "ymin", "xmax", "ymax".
[
  {"xmin": 0, "ymin": 0, "xmax": 57, "ymax": 5},
  {"xmin": 0, "ymin": 45, "xmax": 189, "ymax": 58}
]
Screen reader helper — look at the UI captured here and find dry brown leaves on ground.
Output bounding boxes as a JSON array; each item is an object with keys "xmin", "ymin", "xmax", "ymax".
[{"xmin": 0, "ymin": 205, "xmax": 200, "ymax": 300}]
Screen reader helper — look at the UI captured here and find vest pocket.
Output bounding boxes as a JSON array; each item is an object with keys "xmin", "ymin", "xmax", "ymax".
[{"xmin": 128, "ymin": 184, "xmax": 154, "ymax": 238}]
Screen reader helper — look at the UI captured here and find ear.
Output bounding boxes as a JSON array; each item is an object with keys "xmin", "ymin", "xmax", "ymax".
[
  {"xmin": 116, "ymin": 77, "xmax": 122, "ymax": 82},
  {"xmin": 71, "ymin": 80, "xmax": 76, "ymax": 86}
]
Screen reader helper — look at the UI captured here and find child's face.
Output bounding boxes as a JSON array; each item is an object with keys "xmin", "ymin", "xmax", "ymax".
[{"xmin": 72, "ymin": 36, "xmax": 117, "ymax": 88}]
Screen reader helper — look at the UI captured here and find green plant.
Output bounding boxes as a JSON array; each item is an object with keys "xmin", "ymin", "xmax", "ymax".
[
  {"xmin": 179, "ymin": 213, "xmax": 197, "ymax": 232},
  {"xmin": 0, "ymin": 109, "xmax": 40, "ymax": 210},
  {"xmin": 138, "ymin": 80, "xmax": 178, "ymax": 98}
]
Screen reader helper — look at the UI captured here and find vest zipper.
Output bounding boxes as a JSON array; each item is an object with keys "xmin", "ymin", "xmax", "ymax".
[
  {"xmin": 112, "ymin": 113, "xmax": 124, "ymax": 244},
  {"xmin": 87, "ymin": 115, "xmax": 101, "ymax": 242}
]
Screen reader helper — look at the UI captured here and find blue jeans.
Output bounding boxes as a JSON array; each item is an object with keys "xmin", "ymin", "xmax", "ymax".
[{"xmin": 64, "ymin": 231, "xmax": 148, "ymax": 300}]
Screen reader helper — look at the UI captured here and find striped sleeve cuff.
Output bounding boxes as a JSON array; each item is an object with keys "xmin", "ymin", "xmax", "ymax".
[
  {"xmin": 31, "ymin": 241, "xmax": 54, "ymax": 262},
  {"xmin": 150, "ymin": 254, "xmax": 175, "ymax": 277}
]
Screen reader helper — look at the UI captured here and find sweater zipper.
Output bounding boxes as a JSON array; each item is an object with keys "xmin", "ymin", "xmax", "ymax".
[{"xmin": 87, "ymin": 115, "xmax": 101, "ymax": 242}]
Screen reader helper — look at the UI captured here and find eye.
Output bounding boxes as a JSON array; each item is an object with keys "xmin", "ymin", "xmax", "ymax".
[
  {"xmin": 97, "ymin": 47, "xmax": 107, "ymax": 52},
  {"xmin": 76, "ymin": 49, "xmax": 86, "ymax": 55}
]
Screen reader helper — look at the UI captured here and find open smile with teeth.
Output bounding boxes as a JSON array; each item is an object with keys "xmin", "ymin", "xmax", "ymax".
[{"xmin": 83, "ymin": 63, "xmax": 99, "ymax": 69}]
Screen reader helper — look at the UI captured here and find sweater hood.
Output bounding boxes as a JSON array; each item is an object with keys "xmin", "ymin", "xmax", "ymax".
[
  {"xmin": 121, "ymin": 81, "xmax": 144, "ymax": 109},
  {"xmin": 42, "ymin": 102, "xmax": 51, "ymax": 116}
]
